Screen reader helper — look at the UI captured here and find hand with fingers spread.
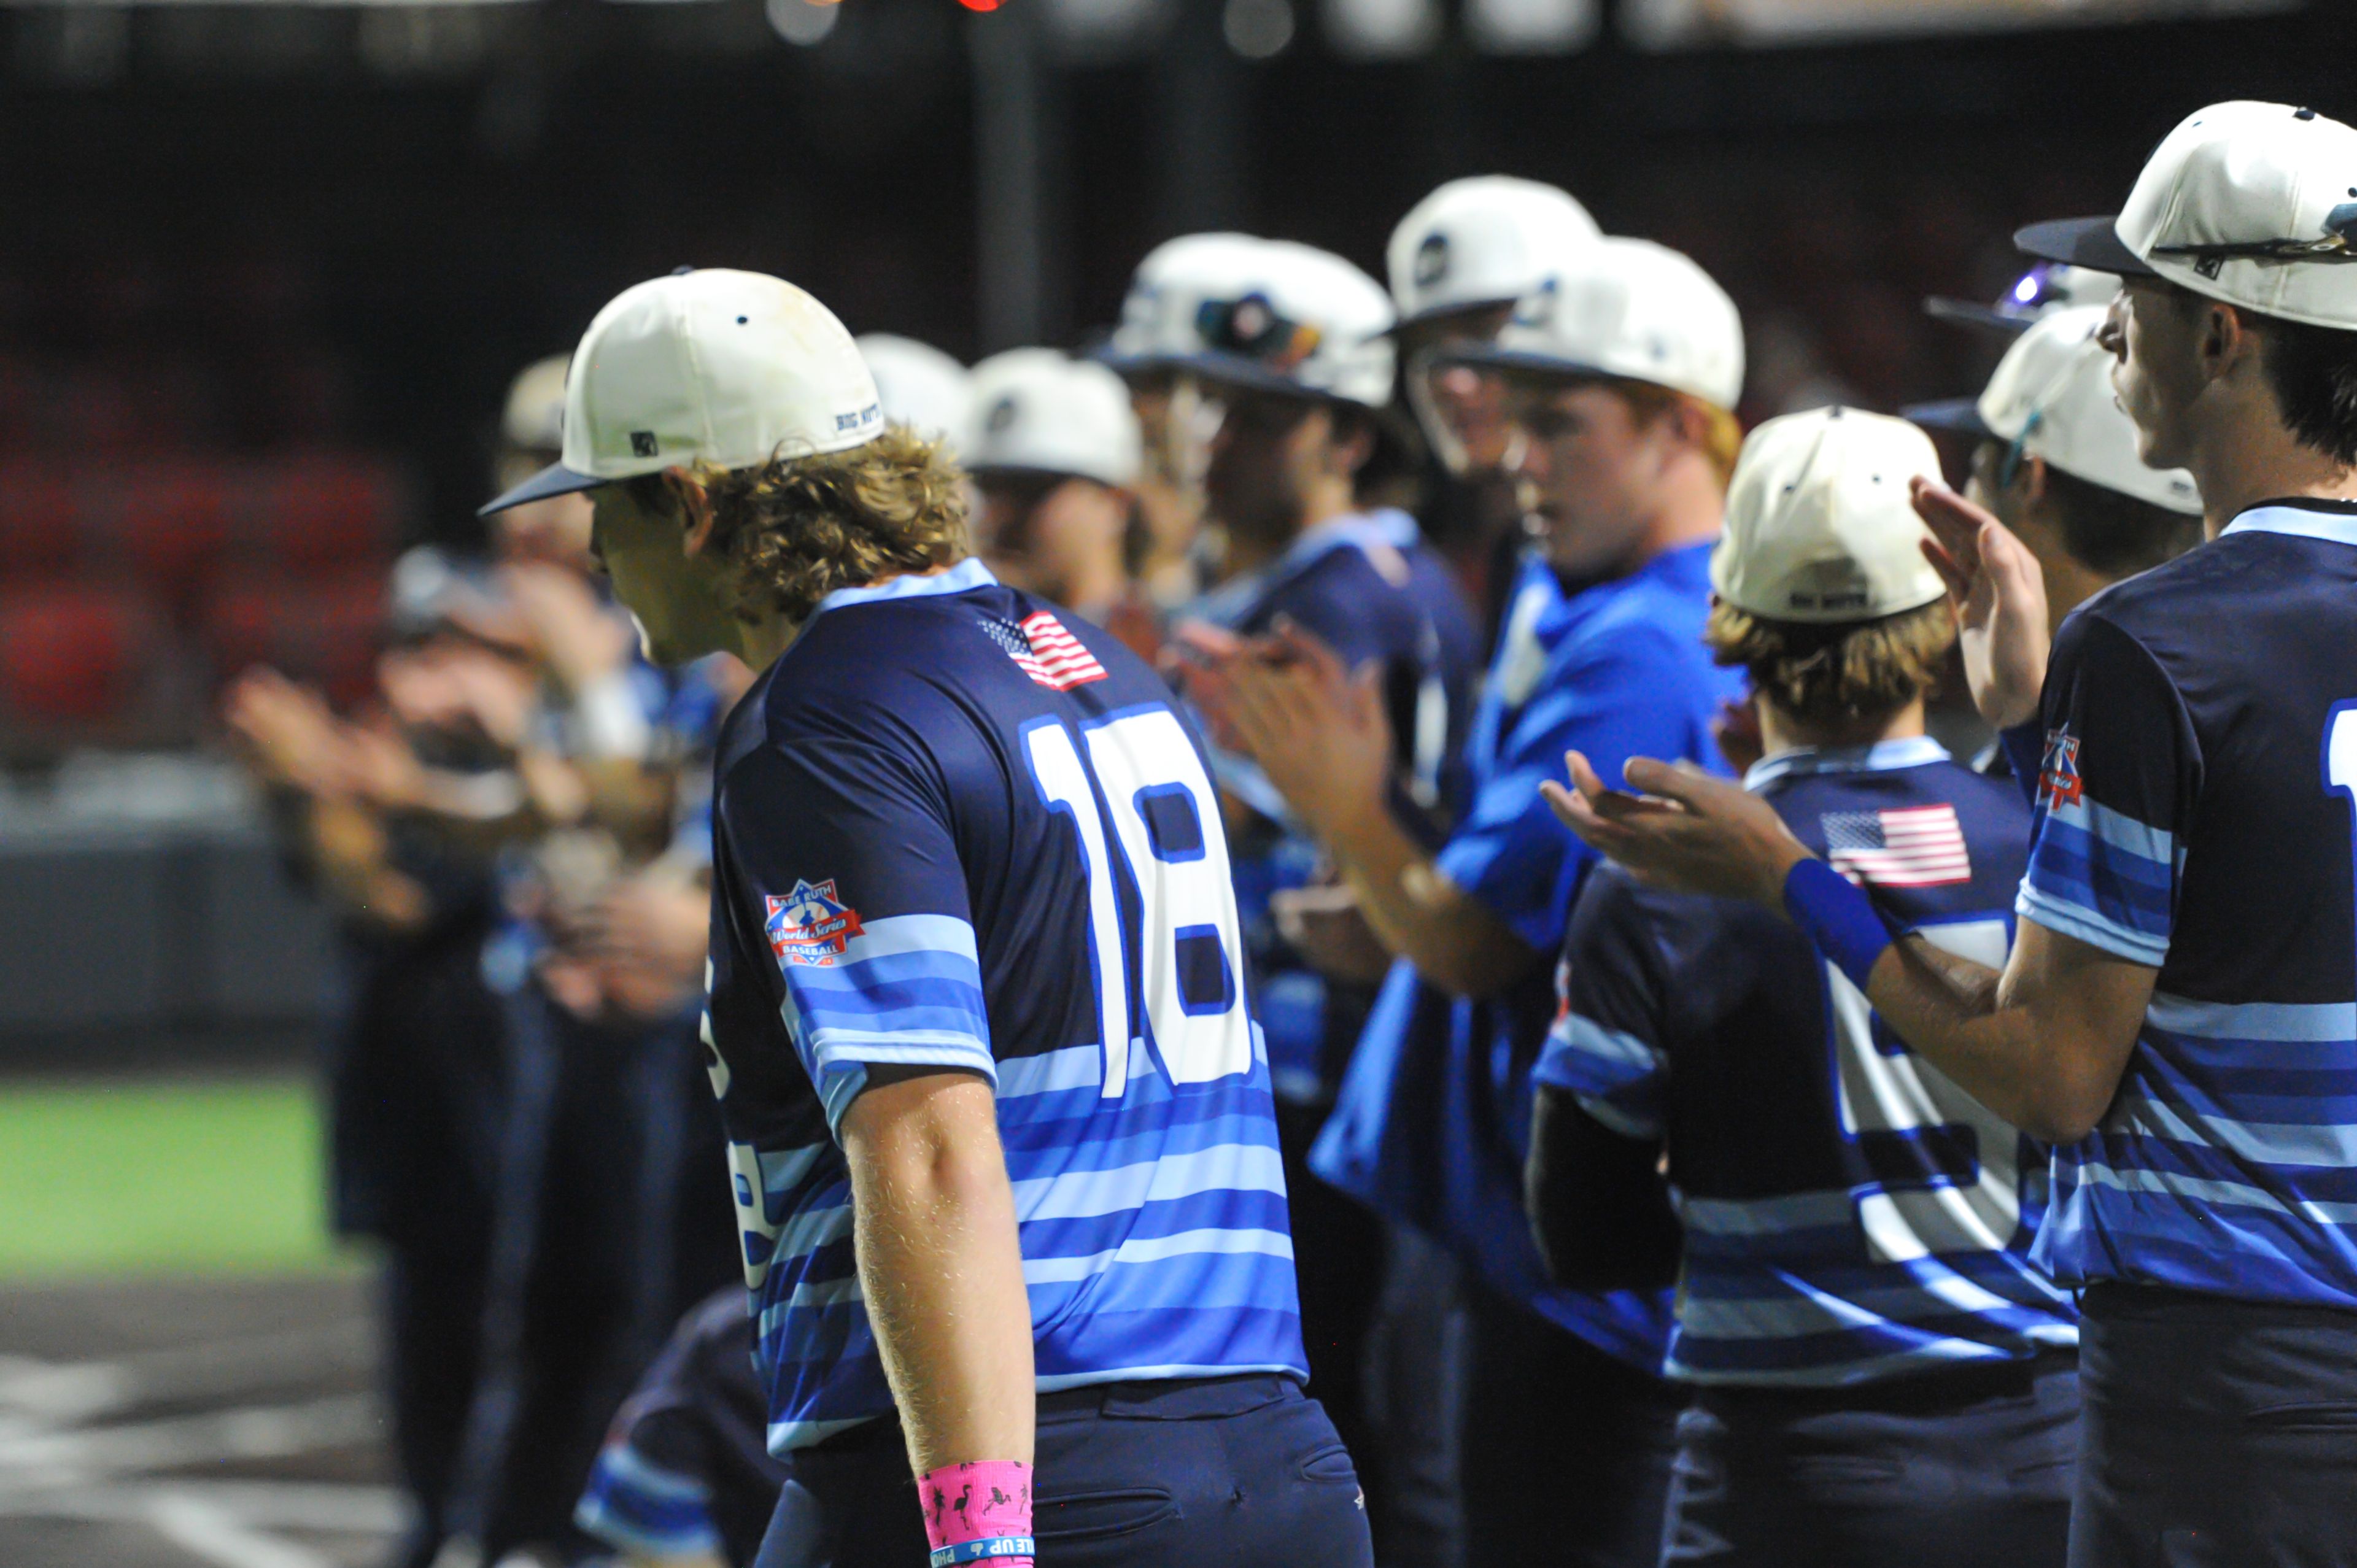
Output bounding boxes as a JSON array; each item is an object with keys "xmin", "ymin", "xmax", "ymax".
[
  {"xmin": 1164, "ymin": 619, "xmax": 1251, "ymax": 754},
  {"xmin": 1541, "ymin": 749, "xmax": 1811, "ymax": 906},
  {"xmin": 1911, "ymin": 476, "xmax": 2050, "ymax": 730},
  {"xmin": 1225, "ymin": 617, "xmax": 1392, "ymax": 840}
]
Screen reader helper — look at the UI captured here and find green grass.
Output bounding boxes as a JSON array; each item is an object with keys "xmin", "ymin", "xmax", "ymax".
[{"xmin": 0, "ymin": 1076, "xmax": 349, "ymax": 1277}]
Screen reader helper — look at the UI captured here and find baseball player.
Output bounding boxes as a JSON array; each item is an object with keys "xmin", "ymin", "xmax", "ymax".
[
  {"xmin": 1530, "ymin": 407, "xmax": 2078, "ymax": 1566},
  {"xmin": 960, "ymin": 348, "xmax": 1158, "ymax": 661},
  {"xmin": 1905, "ymin": 304, "xmax": 2202, "ymax": 641},
  {"xmin": 1253, "ymin": 236, "xmax": 1748, "ymax": 1568},
  {"xmin": 481, "ymin": 268, "xmax": 1371, "ymax": 1568},
  {"xmin": 1547, "ymin": 101, "xmax": 2357, "ymax": 1566},
  {"xmin": 1385, "ymin": 176, "xmax": 1601, "ymax": 631}
]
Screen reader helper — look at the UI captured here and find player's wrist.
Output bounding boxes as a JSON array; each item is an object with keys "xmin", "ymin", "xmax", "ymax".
[
  {"xmin": 1781, "ymin": 857, "xmax": 1897, "ymax": 992},
  {"xmin": 920, "ymin": 1460, "xmax": 1035, "ymax": 1568}
]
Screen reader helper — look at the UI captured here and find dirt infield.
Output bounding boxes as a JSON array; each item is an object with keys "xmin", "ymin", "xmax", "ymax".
[{"xmin": 0, "ymin": 1272, "xmax": 400, "ymax": 1568}]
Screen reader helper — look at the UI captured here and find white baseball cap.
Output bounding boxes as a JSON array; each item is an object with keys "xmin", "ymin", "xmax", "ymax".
[
  {"xmin": 500, "ymin": 354, "xmax": 570, "ymax": 452},
  {"xmin": 1385, "ymin": 176, "xmax": 1602, "ymax": 328},
  {"xmin": 1099, "ymin": 232, "xmax": 1273, "ymax": 371},
  {"xmin": 1158, "ymin": 238, "xmax": 1397, "ymax": 407},
  {"xmin": 964, "ymin": 349, "xmax": 1142, "ymax": 489},
  {"xmin": 481, "ymin": 268, "xmax": 882, "ymax": 516},
  {"xmin": 856, "ymin": 334, "xmax": 969, "ymax": 444},
  {"xmin": 2019, "ymin": 101, "xmax": 2357, "ymax": 331},
  {"xmin": 1714, "ymin": 406, "xmax": 1948, "ymax": 624},
  {"xmin": 1905, "ymin": 306, "xmax": 2203, "ymax": 517},
  {"xmin": 1447, "ymin": 236, "xmax": 1746, "ymax": 411},
  {"xmin": 1924, "ymin": 263, "xmax": 2119, "ymax": 337}
]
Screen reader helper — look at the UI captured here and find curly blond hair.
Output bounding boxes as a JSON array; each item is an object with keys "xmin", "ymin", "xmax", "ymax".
[
  {"xmin": 628, "ymin": 425, "xmax": 970, "ymax": 625},
  {"xmin": 1705, "ymin": 598, "xmax": 1956, "ymax": 726}
]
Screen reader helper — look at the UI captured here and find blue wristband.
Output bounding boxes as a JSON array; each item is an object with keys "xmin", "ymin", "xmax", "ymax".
[
  {"xmin": 929, "ymin": 1537, "xmax": 1035, "ymax": 1567},
  {"xmin": 1997, "ymin": 721, "xmax": 2045, "ymax": 811},
  {"xmin": 1782, "ymin": 858, "xmax": 1895, "ymax": 992}
]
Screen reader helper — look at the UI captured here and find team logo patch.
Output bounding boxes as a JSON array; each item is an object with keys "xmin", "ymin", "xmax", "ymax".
[
  {"xmin": 765, "ymin": 878, "xmax": 865, "ymax": 968},
  {"xmin": 2038, "ymin": 727, "xmax": 2084, "ymax": 813},
  {"xmin": 1414, "ymin": 230, "xmax": 1450, "ymax": 290}
]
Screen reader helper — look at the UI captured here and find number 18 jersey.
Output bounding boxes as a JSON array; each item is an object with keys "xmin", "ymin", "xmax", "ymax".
[{"xmin": 703, "ymin": 558, "xmax": 1306, "ymax": 1454}]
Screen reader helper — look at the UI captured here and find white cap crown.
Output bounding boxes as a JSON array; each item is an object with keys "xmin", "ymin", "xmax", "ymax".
[
  {"xmin": 1165, "ymin": 238, "xmax": 1397, "ymax": 407},
  {"xmin": 1714, "ymin": 407, "xmax": 1948, "ymax": 624},
  {"xmin": 1978, "ymin": 306, "xmax": 2202, "ymax": 515},
  {"xmin": 562, "ymin": 269, "xmax": 882, "ymax": 482},
  {"xmin": 1490, "ymin": 237, "xmax": 1745, "ymax": 410},
  {"xmin": 1387, "ymin": 176, "xmax": 1602, "ymax": 326},
  {"xmin": 501, "ymin": 355, "xmax": 570, "ymax": 452},
  {"xmin": 2121, "ymin": 100, "xmax": 2357, "ymax": 331},
  {"xmin": 1107, "ymin": 233, "xmax": 1273, "ymax": 365},
  {"xmin": 964, "ymin": 349, "xmax": 1143, "ymax": 489},
  {"xmin": 856, "ymin": 335, "xmax": 969, "ymax": 444}
]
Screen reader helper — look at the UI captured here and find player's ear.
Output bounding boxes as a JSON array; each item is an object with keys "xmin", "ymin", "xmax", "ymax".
[{"xmin": 668, "ymin": 469, "xmax": 719, "ymax": 558}]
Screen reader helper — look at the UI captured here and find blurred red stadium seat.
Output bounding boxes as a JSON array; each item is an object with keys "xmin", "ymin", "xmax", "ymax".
[
  {"xmin": 0, "ymin": 582, "xmax": 150, "ymax": 724},
  {"xmin": 0, "ymin": 464, "xmax": 80, "ymax": 577},
  {"xmin": 118, "ymin": 463, "xmax": 232, "ymax": 600},
  {"xmin": 203, "ymin": 566, "xmax": 384, "ymax": 708},
  {"xmin": 256, "ymin": 455, "xmax": 400, "ymax": 572}
]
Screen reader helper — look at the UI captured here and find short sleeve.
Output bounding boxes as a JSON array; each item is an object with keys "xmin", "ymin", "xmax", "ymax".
[
  {"xmin": 2014, "ymin": 612, "xmax": 2193, "ymax": 967},
  {"xmin": 718, "ymin": 736, "xmax": 994, "ymax": 1135},
  {"xmin": 1436, "ymin": 630, "xmax": 1703, "ymax": 952},
  {"xmin": 575, "ymin": 1411, "xmax": 723, "ymax": 1561},
  {"xmin": 1533, "ymin": 871, "xmax": 1670, "ymax": 1142}
]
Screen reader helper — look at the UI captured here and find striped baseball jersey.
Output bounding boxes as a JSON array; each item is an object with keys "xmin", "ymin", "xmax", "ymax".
[
  {"xmin": 703, "ymin": 557, "xmax": 1306, "ymax": 1454},
  {"xmin": 2022, "ymin": 501, "xmax": 2357, "ymax": 1308},
  {"xmin": 1536, "ymin": 739, "xmax": 2078, "ymax": 1385}
]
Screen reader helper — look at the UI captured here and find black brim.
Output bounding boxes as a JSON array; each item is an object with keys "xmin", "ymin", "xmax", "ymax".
[
  {"xmin": 1376, "ymin": 296, "xmax": 1519, "ymax": 340},
  {"xmin": 478, "ymin": 462, "xmax": 608, "ymax": 517},
  {"xmin": 1922, "ymin": 296, "xmax": 2038, "ymax": 336},
  {"xmin": 1430, "ymin": 341, "xmax": 1624, "ymax": 386},
  {"xmin": 1162, "ymin": 351, "xmax": 1366, "ymax": 406},
  {"xmin": 1900, "ymin": 398, "xmax": 1995, "ymax": 440},
  {"xmin": 2013, "ymin": 217, "xmax": 2158, "ymax": 279}
]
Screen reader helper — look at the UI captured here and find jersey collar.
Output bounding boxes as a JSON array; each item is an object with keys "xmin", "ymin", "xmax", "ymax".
[
  {"xmin": 2222, "ymin": 500, "xmax": 2357, "ymax": 548},
  {"xmin": 1743, "ymin": 735, "xmax": 1950, "ymax": 791},
  {"xmin": 808, "ymin": 556, "xmax": 999, "ymax": 620},
  {"xmin": 1279, "ymin": 507, "xmax": 1421, "ymax": 571}
]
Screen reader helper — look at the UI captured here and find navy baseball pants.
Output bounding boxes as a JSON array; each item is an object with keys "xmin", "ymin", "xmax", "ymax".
[
  {"xmin": 1660, "ymin": 1348, "xmax": 2078, "ymax": 1566},
  {"xmin": 2072, "ymin": 1282, "xmax": 2357, "ymax": 1568},
  {"xmin": 756, "ymin": 1374, "xmax": 1375, "ymax": 1568}
]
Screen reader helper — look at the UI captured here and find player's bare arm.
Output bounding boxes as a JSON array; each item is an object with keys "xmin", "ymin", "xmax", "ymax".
[
  {"xmin": 1544, "ymin": 749, "xmax": 2154, "ymax": 1142},
  {"xmin": 1216, "ymin": 619, "xmax": 1537, "ymax": 998},
  {"xmin": 838, "ymin": 1067, "xmax": 1037, "ymax": 1474}
]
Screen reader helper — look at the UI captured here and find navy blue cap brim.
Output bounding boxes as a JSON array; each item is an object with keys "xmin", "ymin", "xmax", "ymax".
[
  {"xmin": 1922, "ymin": 296, "xmax": 2038, "ymax": 336},
  {"xmin": 1161, "ymin": 351, "xmax": 1364, "ymax": 405},
  {"xmin": 478, "ymin": 462, "xmax": 608, "ymax": 517},
  {"xmin": 1902, "ymin": 397, "xmax": 1995, "ymax": 439},
  {"xmin": 1428, "ymin": 341, "xmax": 1624, "ymax": 386},
  {"xmin": 2013, "ymin": 217, "xmax": 2156, "ymax": 279},
  {"xmin": 1375, "ymin": 296, "xmax": 1518, "ymax": 341}
]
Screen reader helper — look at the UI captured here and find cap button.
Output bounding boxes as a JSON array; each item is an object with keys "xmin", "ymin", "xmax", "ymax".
[
  {"xmin": 671, "ymin": 265, "xmax": 697, "ymax": 276},
  {"xmin": 2296, "ymin": 107, "xmax": 2318, "ymax": 121}
]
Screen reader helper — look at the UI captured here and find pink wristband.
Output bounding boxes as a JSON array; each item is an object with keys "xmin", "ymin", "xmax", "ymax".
[{"xmin": 919, "ymin": 1460, "xmax": 1034, "ymax": 1568}]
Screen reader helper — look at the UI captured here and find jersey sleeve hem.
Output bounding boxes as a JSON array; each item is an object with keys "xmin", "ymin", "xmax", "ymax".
[
  {"xmin": 2014, "ymin": 884, "xmax": 2170, "ymax": 968},
  {"xmin": 814, "ymin": 1037, "xmax": 1000, "ymax": 1135}
]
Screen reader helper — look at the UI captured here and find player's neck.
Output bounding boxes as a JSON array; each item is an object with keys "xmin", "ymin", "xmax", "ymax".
[
  {"xmin": 729, "ymin": 562, "xmax": 965, "ymax": 673},
  {"xmin": 2188, "ymin": 409, "xmax": 2357, "ymax": 538},
  {"xmin": 1756, "ymin": 697, "xmax": 1926, "ymax": 761},
  {"xmin": 1225, "ymin": 484, "xmax": 1358, "ymax": 576},
  {"xmin": 1633, "ymin": 463, "xmax": 1727, "ymax": 562}
]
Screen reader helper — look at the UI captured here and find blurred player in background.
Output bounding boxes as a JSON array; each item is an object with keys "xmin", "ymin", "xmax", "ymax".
[
  {"xmin": 1547, "ymin": 100, "xmax": 2357, "ymax": 1567},
  {"xmin": 1905, "ymin": 304, "xmax": 2202, "ymax": 646},
  {"xmin": 1096, "ymin": 232, "xmax": 1273, "ymax": 604},
  {"xmin": 961, "ymin": 347, "xmax": 1158, "ymax": 662},
  {"xmin": 1387, "ymin": 176, "xmax": 1601, "ymax": 635},
  {"xmin": 483, "ymin": 267, "xmax": 1371, "ymax": 1568},
  {"xmin": 1160, "ymin": 239, "xmax": 1482, "ymax": 1537},
  {"xmin": 853, "ymin": 335, "xmax": 969, "ymax": 446},
  {"xmin": 1531, "ymin": 407, "xmax": 2078, "ymax": 1566},
  {"xmin": 1261, "ymin": 236, "xmax": 1747, "ymax": 1568},
  {"xmin": 575, "ymin": 1288, "xmax": 802, "ymax": 1568},
  {"xmin": 225, "ymin": 550, "xmax": 514, "ymax": 1568}
]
